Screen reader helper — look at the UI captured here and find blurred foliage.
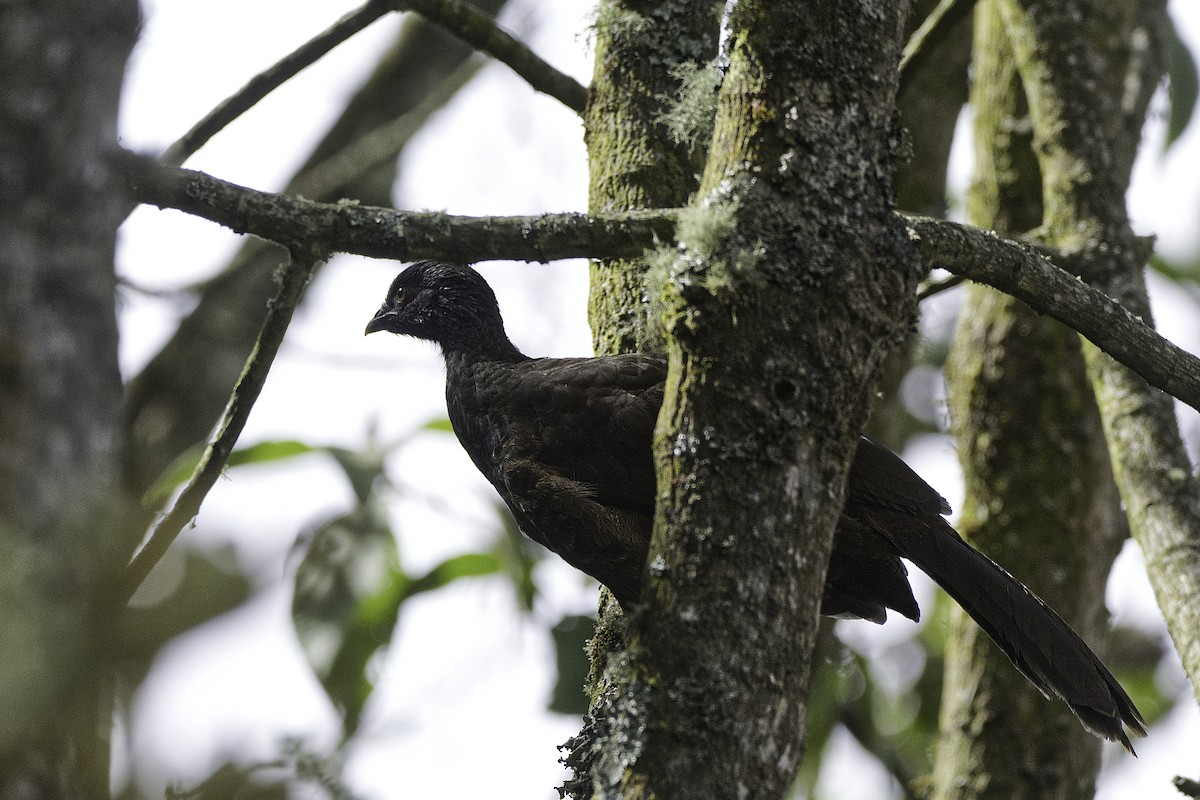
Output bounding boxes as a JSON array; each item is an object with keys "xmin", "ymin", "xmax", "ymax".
[
  {"xmin": 549, "ymin": 615, "xmax": 596, "ymax": 716},
  {"xmin": 273, "ymin": 422, "xmax": 547, "ymax": 740},
  {"xmin": 117, "ymin": 546, "xmax": 253, "ymax": 689},
  {"xmin": 123, "ymin": 418, "xmax": 556, "ymax": 792},
  {"xmin": 1166, "ymin": 12, "xmax": 1199, "ymax": 151},
  {"xmin": 143, "ymin": 440, "xmax": 318, "ymax": 508},
  {"xmin": 1151, "ymin": 251, "xmax": 1200, "ymax": 284},
  {"xmin": 130, "ymin": 738, "xmax": 360, "ymax": 800},
  {"xmin": 794, "ymin": 590, "xmax": 1174, "ymax": 798},
  {"xmin": 1107, "ymin": 624, "xmax": 1175, "ymax": 727},
  {"xmin": 796, "ymin": 605, "xmax": 947, "ymax": 799}
]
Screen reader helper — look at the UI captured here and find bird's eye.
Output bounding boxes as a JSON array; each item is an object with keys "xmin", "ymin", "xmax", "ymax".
[{"xmin": 393, "ymin": 287, "xmax": 406, "ymax": 305}]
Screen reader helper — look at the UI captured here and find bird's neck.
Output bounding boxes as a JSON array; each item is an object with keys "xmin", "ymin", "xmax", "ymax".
[{"xmin": 440, "ymin": 334, "xmax": 526, "ymax": 368}]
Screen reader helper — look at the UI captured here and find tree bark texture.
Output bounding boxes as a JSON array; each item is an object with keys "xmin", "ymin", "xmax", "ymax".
[
  {"xmin": 577, "ymin": 3, "xmax": 923, "ymax": 797},
  {"xmin": 567, "ymin": 3, "xmax": 720, "ymax": 796},
  {"xmin": 584, "ymin": 0, "xmax": 721, "ymax": 357},
  {"xmin": 1000, "ymin": 0, "xmax": 1200, "ymax": 702},
  {"xmin": 0, "ymin": 0, "xmax": 138, "ymax": 794}
]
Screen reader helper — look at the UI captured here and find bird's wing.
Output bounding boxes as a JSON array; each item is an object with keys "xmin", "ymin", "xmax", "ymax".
[{"xmin": 500, "ymin": 354, "xmax": 666, "ymax": 517}]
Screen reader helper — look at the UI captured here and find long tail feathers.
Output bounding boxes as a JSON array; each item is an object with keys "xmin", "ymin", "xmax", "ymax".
[{"xmin": 872, "ymin": 510, "xmax": 1147, "ymax": 753}]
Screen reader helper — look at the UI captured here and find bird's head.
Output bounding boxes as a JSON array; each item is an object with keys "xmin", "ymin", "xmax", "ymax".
[{"xmin": 364, "ymin": 261, "xmax": 518, "ymax": 358}]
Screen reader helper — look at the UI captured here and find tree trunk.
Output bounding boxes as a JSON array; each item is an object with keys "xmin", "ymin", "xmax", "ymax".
[
  {"xmin": 565, "ymin": 3, "xmax": 719, "ymax": 794},
  {"xmin": 0, "ymin": 0, "xmax": 138, "ymax": 795},
  {"xmin": 584, "ymin": 0, "xmax": 718, "ymax": 357},
  {"xmin": 575, "ymin": 3, "xmax": 923, "ymax": 796},
  {"xmin": 934, "ymin": 3, "xmax": 1125, "ymax": 796},
  {"xmin": 999, "ymin": 0, "xmax": 1200, "ymax": 701}
]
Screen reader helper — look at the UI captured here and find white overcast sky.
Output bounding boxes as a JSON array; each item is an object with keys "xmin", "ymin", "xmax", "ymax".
[{"xmin": 116, "ymin": 2, "xmax": 1200, "ymax": 798}]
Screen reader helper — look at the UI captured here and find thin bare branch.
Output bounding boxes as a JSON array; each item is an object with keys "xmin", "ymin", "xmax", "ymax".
[
  {"xmin": 899, "ymin": 0, "xmax": 977, "ymax": 82},
  {"xmin": 396, "ymin": 0, "xmax": 588, "ymax": 113},
  {"xmin": 290, "ymin": 57, "xmax": 484, "ymax": 200},
  {"xmin": 160, "ymin": 1, "xmax": 393, "ymax": 166},
  {"xmin": 119, "ymin": 247, "xmax": 326, "ymax": 605},
  {"xmin": 120, "ymin": 152, "xmax": 676, "ymax": 262}
]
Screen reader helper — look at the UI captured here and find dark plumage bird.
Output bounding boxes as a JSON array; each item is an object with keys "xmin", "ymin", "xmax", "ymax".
[{"xmin": 365, "ymin": 260, "xmax": 1146, "ymax": 751}]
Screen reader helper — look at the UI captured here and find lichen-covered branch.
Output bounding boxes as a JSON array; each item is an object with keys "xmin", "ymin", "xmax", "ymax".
[
  {"xmin": 905, "ymin": 215, "xmax": 1200, "ymax": 412},
  {"xmin": 122, "ymin": 153, "xmax": 1200, "ymax": 416},
  {"xmin": 935, "ymin": 4, "xmax": 1123, "ymax": 791},
  {"xmin": 610, "ymin": 0, "xmax": 922, "ymax": 794},
  {"xmin": 120, "ymin": 153, "xmax": 677, "ymax": 263}
]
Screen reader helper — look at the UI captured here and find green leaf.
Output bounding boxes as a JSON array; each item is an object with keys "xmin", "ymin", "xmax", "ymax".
[
  {"xmin": 292, "ymin": 513, "xmax": 503, "ymax": 740},
  {"xmin": 1166, "ymin": 14, "xmax": 1199, "ymax": 150},
  {"xmin": 405, "ymin": 552, "xmax": 501, "ymax": 597},
  {"xmin": 228, "ymin": 439, "xmax": 317, "ymax": 467},
  {"xmin": 1150, "ymin": 252, "xmax": 1200, "ymax": 283},
  {"xmin": 420, "ymin": 416, "xmax": 455, "ymax": 434},
  {"xmin": 142, "ymin": 444, "xmax": 205, "ymax": 507}
]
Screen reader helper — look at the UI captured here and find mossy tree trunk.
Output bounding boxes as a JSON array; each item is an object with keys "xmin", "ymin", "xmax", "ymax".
[
  {"xmin": 936, "ymin": 1, "xmax": 1175, "ymax": 796},
  {"xmin": 935, "ymin": 3, "xmax": 1127, "ymax": 796},
  {"xmin": 575, "ymin": 2, "xmax": 922, "ymax": 797},
  {"xmin": 999, "ymin": 0, "xmax": 1200, "ymax": 701},
  {"xmin": 584, "ymin": 0, "xmax": 720, "ymax": 356}
]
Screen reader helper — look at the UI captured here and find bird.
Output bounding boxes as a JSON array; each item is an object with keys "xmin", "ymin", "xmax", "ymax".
[{"xmin": 365, "ymin": 260, "xmax": 1146, "ymax": 751}]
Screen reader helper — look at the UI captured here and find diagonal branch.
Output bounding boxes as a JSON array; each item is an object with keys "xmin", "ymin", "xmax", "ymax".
[
  {"xmin": 120, "ymin": 152, "xmax": 675, "ymax": 262},
  {"xmin": 905, "ymin": 214, "xmax": 1200, "ymax": 412},
  {"xmin": 397, "ymin": 0, "xmax": 587, "ymax": 113},
  {"xmin": 118, "ymin": 246, "xmax": 326, "ymax": 605},
  {"xmin": 899, "ymin": 0, "xmax": 977, "ymax": 82},
  {"xmin": 159, "ymin": 0, "xmax": 586, "ymax": 170},
  {"xmin": 289, "ymin": 57, "xmax": 483, "ymax": 200},
  {"xmin": 160, "ymin": 1, "xmax": 394, "ymax": 167},
  {"xmin": 998, "ymin": 0, "xmax": 1200, "ymax": 707}
]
